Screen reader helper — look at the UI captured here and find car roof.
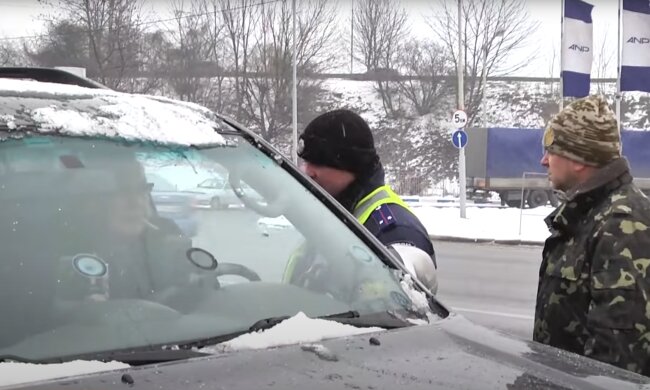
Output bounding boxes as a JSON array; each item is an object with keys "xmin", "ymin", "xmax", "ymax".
[{"xmin": 0, "ymin": 68, "xmax": 229, "ymax": 147}]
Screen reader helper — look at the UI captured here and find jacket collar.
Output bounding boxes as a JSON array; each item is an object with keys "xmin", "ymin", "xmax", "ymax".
[
  {"xmin": 563, "ymin": 157, "xmax": 632, "ymax": 202},
  {"xmin": 545, "ymin": 158, "xmax": 632, "ymax": 233},
  {"xmin": 336, "ymin": 165, "xmax": 386, "ymax": 212}
]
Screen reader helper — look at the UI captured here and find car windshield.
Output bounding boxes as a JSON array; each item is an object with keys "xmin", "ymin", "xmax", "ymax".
[{"xmin": 0, "ymin": 133, "xmax": 431, "ymax": 362}]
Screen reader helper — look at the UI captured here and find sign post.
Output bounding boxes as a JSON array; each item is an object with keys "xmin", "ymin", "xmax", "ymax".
[
  {"xmin": 456, "ymin": 0, "xmax": 467, "ymax": 219},
  {"xmin": 452, "ymin": 110, "xmax": 468, "ymax": 219}
]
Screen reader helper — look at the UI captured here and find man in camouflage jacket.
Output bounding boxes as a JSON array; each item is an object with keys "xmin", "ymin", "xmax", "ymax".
[{"xmin": 534, "ymin": 95, "xmax": 650, "ymax": 376}]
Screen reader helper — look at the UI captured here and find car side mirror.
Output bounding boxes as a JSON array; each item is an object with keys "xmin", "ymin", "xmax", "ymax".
[{"xmin": 387, "ymin": 243, "xmax": 438, "ymax": 295}]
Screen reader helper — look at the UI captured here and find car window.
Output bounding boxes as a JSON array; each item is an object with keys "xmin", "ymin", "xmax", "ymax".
[
  {"xmin": 0, "ymin": 134, "xmax": 430, "ymax": 362},
  {"xmin": 198, "ymin": 179, "xmax": 212, "ymax": 188}
]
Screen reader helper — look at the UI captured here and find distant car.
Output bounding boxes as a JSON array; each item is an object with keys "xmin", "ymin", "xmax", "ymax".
[
  {"xmin": 191, "ymin": 177, "xmax": 264, "ymax": 210},
  {"xmin": 147, "ymin": 173, "xmax": 199, "ymax": 237}
]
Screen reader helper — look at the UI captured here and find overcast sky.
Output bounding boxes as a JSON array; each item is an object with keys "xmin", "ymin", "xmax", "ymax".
[{"xmin": 0, "ymin": 0, "xmax": 620, "ymax": 77}]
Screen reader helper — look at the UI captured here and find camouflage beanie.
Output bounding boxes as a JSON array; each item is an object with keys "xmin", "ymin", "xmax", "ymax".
[{"xmin": 543, "ymin": 95, "xmax": 621, "ymax": 167}]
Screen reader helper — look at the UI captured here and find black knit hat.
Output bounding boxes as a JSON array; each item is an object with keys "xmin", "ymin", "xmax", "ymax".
[{"xmin": 298, "ymin": 109, "xmax": 379, "ymax": 177}]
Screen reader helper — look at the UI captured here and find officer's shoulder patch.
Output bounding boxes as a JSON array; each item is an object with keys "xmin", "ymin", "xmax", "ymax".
[{"xmin": 371, "ymin": 204, "xmax": 397, "ymax": 230}]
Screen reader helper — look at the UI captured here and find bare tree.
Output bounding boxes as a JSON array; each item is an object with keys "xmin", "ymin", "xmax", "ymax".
[
  {"xmin": 165, "ymin": 0, "xmax": 228, "ymax": 106},
  {"xmin": 546, "ymin": 42, "xmax": 558, "ymax": 98},
  {"xmin": 594, "ymin": 27, "xmax": 614, "ymax": 94},
  {"xmin": 241, "ymin": 0, "xmax": 339, "ymax": 145},
  {"xmin": 429, "ymin": 0, "xmax": 539, "ymax": 126},
  {"xmin": 352, "ymin": 0, "xmax": 409, "ymax": 117},
  {"xmin": 219, "ymin": 0, "xmax": 260, "ymax": 119},
  {"xmin": 26, "ymin": 20, "xmax": 89, "ymax": 69},
  {"xmin": 375, "ymin": 116, "xmax": 458, "ymax": 194},
  {"xmin": 34, "ymin": 0, "xmax": 156, "ymax": 92},
  {"xmin": 0, "ymin": 41, "xmax": 32, "ymax": 67},
  {"xmin": 394, "ymin": 39, "xmax": 453, "ymax": 116}
]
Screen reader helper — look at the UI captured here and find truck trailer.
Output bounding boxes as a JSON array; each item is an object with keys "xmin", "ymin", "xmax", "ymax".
[{"xmin": 465, "ymin": 128, "xmax": 650, "ymax": 208}]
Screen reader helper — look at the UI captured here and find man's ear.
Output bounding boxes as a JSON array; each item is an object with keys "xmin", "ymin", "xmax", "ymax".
[
  {"xmin": 571, "ymin": 160, "xmax": 598, "ymax": 179},
  {"xmin": 570, "ymin": 160, "xmax": 589, "ymax": 174}
]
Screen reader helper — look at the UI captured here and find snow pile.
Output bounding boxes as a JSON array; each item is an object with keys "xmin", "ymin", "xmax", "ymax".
[
  {"xmin": 202, "ymin": 312, "xmax": 383, "ymax": 353},
  {"xmin": 0, "ymin": 78, "xmax": 119, "ymax": 97},
  {"xmin": 257, "ymin": 203, "xmax": 552, "ymax": 243},
  {"xmin": 0, "ymin": 360, "xmax": 129, "ymax": 387},
  {"xmin": 399, "ymin": 273, "xmax": 432, "ymax": 313},
  {"xmin": 0, "ymin": 114, "xmax": 17, "ymax": 130},
  {"xmin": 414, "ymin": 205, "xmax": 553, "ymax": 243},
  {"xmin": 1, "ymin": 79, "xmax": 227, "ymax": 146},
  {"xmin": 320, "ymin": 79, "xmax": 386, "ymax": 127}
]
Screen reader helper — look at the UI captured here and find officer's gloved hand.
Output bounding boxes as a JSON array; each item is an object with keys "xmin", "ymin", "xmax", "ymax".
[{"xmin": 389, "ymin": 243, "xmax": 438, "ymax": 295}]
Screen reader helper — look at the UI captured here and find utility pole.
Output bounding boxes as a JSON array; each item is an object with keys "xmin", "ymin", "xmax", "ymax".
[
  {"xmin": 457, "ymin": 0, "xmax": 467, "ymax": 219},
  {"xmin": 291, "ymin": 0, "xmax": 298, "ymax": 164},
  {"xmin": 350, "ymin": 0, "xmax": 354, "ymax": 74}
]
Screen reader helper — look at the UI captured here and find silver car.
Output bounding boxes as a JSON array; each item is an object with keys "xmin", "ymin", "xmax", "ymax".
[{"xmin": 192, "ymin": 176, "xmax": 264, "ymax": 210}]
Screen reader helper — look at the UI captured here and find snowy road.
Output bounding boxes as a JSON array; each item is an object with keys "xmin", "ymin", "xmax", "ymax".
[{"xmin": 434, "ymin": 241, "xmax": 541, "ymax": 340}]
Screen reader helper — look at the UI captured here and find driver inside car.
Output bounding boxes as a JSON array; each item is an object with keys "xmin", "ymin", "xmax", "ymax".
[{"xmin": 54, "ymin": 155, "xmax": 199, "ymax": 306}]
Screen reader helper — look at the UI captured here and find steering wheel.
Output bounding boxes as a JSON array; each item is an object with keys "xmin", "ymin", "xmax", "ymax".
[
  {"xmin": 228, "ymin": 172, "xmax": 286, "ymax": 218},
  {"xmin": 215, "ymin": 262, "xmax": 262, "ymax": 282}
]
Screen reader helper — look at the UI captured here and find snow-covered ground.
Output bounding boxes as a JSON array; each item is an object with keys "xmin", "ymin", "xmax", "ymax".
[
  {"xmin": 258, "ymin": 201, "xmax": 553, "ymax": 244},
  {"xmin": 413, "ymin": 205, "xmax": 553, "ymax": 244}
]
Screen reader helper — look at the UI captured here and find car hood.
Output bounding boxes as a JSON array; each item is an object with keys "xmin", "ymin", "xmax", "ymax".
[{"xmin": 11, "ymin": 314, "xmax": 650, "ymax": 390}]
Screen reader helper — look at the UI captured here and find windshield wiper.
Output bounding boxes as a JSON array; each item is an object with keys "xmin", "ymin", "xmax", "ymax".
[
  {"xmin": 248, "ymin": 310, "xmax": 361, "ymax": 332},
  {"xmin": 166, "ymin": 310, "xmax": 413, "ymax": 352},
  {"xmin": 0, "ymin": 312, "xmax": 416, "ymax": 366}
]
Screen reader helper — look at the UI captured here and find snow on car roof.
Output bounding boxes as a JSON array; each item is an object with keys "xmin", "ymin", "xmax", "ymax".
[{"xmin": 0, "ymin": 78, "xmax": 228, "ymax": 146}]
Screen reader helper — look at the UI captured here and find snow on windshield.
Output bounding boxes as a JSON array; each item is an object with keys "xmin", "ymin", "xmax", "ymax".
[
  {"xmin": 0, "ymin": 79, "xmax": 227, "ymax": 146},
  {"xmin": 0, "ymin": 360, "xmax": 129, "ymax": 387},
  {"xmin": 201, "ymin": 312, "xmax": 383, "ymax": 353}
]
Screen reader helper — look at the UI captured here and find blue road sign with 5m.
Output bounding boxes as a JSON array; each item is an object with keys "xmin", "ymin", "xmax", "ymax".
[{"xmin": 452, "ymin": 129, "xmax": 468, "ymax": 149}]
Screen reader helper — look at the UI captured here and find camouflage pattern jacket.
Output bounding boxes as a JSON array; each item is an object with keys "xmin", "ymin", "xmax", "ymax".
[{"xmin": 534, "ymin": 158, "xmax": 650, "ymax": 376}]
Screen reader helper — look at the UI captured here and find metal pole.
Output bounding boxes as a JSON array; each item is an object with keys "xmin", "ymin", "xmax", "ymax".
[
  {"xmin": 350, "ymin": 0, "xmax": 354, "ymax": 74},
  {"xmin": 559, "ymin": 0, "xmax": 564, "ymax": 111},
  {"xmin": 291, "ymin": 0, "xmax": 298, "ymax": 164},
  {"xmin": 481, "ymin": 46, "xmax": 488, "ymax": 126},
  {"xmin": 519, "ymin": 172, "xmax": 526, "ymax": 236},
  {"xmin": 616, "ymin": 0, "xmax": 623, "ymax": 138},
  {"xmin": 458, "ymin": 0, "xmax": 466, "ymax": 219}
]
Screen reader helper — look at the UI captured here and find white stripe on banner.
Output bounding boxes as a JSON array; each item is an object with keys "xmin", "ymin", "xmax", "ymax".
[
  {"xmin": 622, "ymin": 9, "xmax": 650, "ymax": 67},
  {"xmin": 562, "ymin": 17, "xmax": 593, "ymax": 74}
]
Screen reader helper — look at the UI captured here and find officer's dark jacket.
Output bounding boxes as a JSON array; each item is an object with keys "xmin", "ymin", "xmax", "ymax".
[
  {"xmin": 337, "ymin": 165, "xmax": 435, "ymax": 264},
  {"xmin": 534, "ymin": 158, "xmax": 650, "ymax": 376}
]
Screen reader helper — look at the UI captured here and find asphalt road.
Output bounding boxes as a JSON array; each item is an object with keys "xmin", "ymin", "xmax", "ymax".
[{"xmin": 433, "ymin": 241, "xmax": 542, "ymax": 340}]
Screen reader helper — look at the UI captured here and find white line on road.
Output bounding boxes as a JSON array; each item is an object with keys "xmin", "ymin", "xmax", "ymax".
[{"xmin": 453, "ymin": 307, "xmax": 534, "ymax": 320}]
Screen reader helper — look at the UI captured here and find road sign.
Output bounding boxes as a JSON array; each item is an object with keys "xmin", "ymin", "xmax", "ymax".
[
  {"xmin": 452, "ymin": 129, "xmax": 468, "ymax": 149},
  {"xmin": 452, "ymin": 110, "xmax": 468, "ymax": 128}
]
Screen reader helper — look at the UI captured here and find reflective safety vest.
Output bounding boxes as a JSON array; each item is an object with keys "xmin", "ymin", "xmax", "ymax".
[
  {"xmin": 282, "ymin": 185, "xmax": 412, "ymax": 283},
  {"xmin": 352, "ymin": 185, "xmax": 414, "ymax": 224}
]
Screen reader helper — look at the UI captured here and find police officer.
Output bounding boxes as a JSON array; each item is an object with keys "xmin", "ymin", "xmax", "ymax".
[
  {"xmin": 284, "ymin": 109, "xmax": 437, "ymax": 293},
  {"xmin": 534, "ymin": 95, "xmax": 650, "ymax": 376}
]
